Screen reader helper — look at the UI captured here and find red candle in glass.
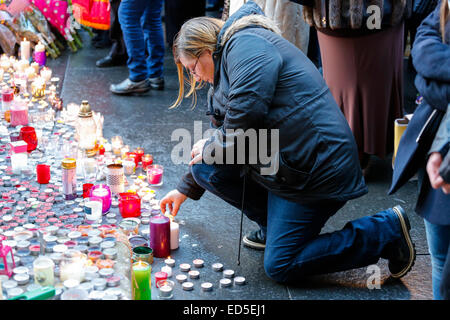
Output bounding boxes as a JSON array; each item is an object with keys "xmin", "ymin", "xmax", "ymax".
[
  {"xmin": 19, "ymin": 126, "xmax": 38, "ymax": 152},
  {"xmin": 147, "ymin": 165, "xmax": 163, "ymax": 186},
  {"xmin": 154, "ymin": 271, "xmax": 168, "ymax": 288},
  {"xmin": 118, "ymin": 192, "xmax": 141, "ymax": 218},
  {"xmin": 134, "ymin": 147, "xmax": 144, "ymax": 163},
  {"xmin": 98, "ymin": 145, "xmax": 105, "ymax": 155},
  {"xmin": 125, "ymin": 152, "xmax": 139, "ymax": 167},
  {"xmin": 141, "ymin": 154, "xmax": 153, "ymax": 171},
  {"xmin": 36, "ymin": 164, "xmax": 51, "ymax": 184},
  {"xmin": 82, "ymin": 183, "xmax": 94, "ymax": 198}
]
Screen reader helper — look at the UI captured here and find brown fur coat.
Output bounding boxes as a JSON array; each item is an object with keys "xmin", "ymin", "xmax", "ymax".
[{"xmin": 303, "ymin": 0, "xmax": 413, "ymax": 30}]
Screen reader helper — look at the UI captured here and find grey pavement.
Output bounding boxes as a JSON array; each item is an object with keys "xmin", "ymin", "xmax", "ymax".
[{"xmin": 49, "ymin": 31, "xmax": 432, "ymax": 300}]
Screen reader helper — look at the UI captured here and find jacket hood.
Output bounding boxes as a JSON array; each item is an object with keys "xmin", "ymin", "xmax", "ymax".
[{"xmin": 216, "ymin": 1, "xmax": 280, "ymax": 51}]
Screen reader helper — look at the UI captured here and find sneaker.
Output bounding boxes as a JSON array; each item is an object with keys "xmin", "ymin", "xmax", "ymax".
[
  {"xmin": 243, "ymin": 229, "xmax": 266, "ymax": 250},
  {"xmin": 383, "ymin": 205, "xmax": 416, "ymax": 279},
  {"xmin": 148, "ymin": 77, "xmax": 164, "ymax": 90},
  {"xmin": 110, "ymin": 78, "xmax": 151, "ymax": 95}
]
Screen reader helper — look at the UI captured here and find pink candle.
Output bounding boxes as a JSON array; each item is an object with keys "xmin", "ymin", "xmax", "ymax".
[
  {"xmin": 147, "ymin": 165, "xmax": 163, "ymax": 186},
  {"xmin": 10, "ymin": 100, "xmax": 28, "ymax": 127},
  {"xmin": 90, "ymin": 184, "xmax": 112, "ymax": 214}
]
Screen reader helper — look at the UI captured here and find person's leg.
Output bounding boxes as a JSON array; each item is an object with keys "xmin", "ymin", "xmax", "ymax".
[
  {"xmin": 191, "ymin": 163, "xmax": 268, "ymax": 230},
  {"xmin": 96, "ymin": 0, "xmax": 127, "ymax": 68},
  {"xmin": 424, "ymin": 220, "xmax": 450, "ymax": 300},
  {"xmin": 141, "ymin": 0, "xmax": 165, "ymax": 88},
  {"xmin": 440, "ymin": 243, "xmax": 450, "ymax": 300},
  {"xmin": 263, "ymin": 192, "xmax": 406, "ymax": 284},
  {"xmin": 118, "ymin": 0, "xmax": 148, "ymax": 82}
]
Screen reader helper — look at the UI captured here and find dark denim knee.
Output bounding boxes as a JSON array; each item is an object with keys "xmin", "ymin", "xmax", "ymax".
[
  {"xmin": 190, "ymin": 163, "xmax": 211, "ymax": 189},
  {"xmin": 263, "ymin": 254, "xmax": 293, "ymax": 284}
]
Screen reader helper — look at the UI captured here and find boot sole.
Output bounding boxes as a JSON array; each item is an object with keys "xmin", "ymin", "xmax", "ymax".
[
  {"xmin": 242, "ymin": 236, "xmax": 266, "ymax": 251},
  {"xmin": 391, "ymin": 206, "xmax": 416, "ymax": 279},
  {"xmin": 110, "ymin": 87, "xmax": 151, "ymax": 95}
]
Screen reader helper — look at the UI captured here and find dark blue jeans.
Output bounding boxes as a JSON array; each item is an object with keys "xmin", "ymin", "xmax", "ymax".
[
  {"xmin": 191, "ymin": 163, "xmax": 402, "ymax": 283},
  {"xmin": 118, "ymin": 0, "xmax": 164, "ymax": 82},
  {"xmin": 424, "ymin": 220, "xmax": 450, "ymax": 300}
]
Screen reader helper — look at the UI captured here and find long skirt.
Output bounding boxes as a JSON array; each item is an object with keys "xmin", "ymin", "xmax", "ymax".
[{"xmin": 317, "ymin": 23, "xmax": 404, "ymax": 159}]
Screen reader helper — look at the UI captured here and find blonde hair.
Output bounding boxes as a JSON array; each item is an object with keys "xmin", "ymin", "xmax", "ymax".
[
  {"xmin": 441, "ymin": 0, "xmax": 449, "ymax": 43},
  {"xmin": 170, "ymin": 17, "xmax": 225, "ymax": 109}
]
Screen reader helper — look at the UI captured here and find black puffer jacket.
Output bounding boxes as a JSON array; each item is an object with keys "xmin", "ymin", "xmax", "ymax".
[{"xmin": 177, "ymin": 1, "xmax": 367, "ymax": 204}]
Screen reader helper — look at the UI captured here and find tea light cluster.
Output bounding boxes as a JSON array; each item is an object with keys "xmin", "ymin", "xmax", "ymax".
[{"xmin": 152, "ymin": 258, "xmax": 247, "ymax": 299}]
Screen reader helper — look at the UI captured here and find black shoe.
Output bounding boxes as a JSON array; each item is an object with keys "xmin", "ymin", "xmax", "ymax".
[
  {"xmin": 243, "ymin": 229, "xmax": 266, "ymax": 250},
  {"xmin": 148, "ymin": 77, "xmax": 164, "ymax": 90},
  {"xmin": 383, "ymin": 205, "xmax": 416, "ymax": 279},
  {"xmin": 110, "ymin": 78, "xmax": 152, "ymax": 95},
  {"xmin": 96, "ymin": 56, "xmax": 127, "ymax": 68}
]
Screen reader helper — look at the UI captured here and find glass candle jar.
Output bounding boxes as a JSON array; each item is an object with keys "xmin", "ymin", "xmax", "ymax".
[
  {"xmin": 106, "ymin": 164, "xmax": 124, "ymax": 194},
  {"xmin": 147, "ymin": 164, "xmax": 163, "ymax": 186},
  {"xmin": 33, "ymin": 256, "xmax": 55, "ymax": 286},
  {"xmin": 1, "ymin": 87, "xmax": 14, "ymax": 114},
  {"xmin": 141, "ymin": 154, "xmax": 153, "ymax": 171},
  {"xmin": 59, "ymin": 250, "xmax": 86, "ymax": 283},
  {"xmin": 36, "ymin": 164, "xmax": 51, "ymax": 184},
  {"xmin": 19, "ymin": 126, "xmax": 38, "ymax": 152},
  {"xmin": 10, "ymin": 100, "xmax": 28, "ymax": 127},
  {"xmin": 118, "ymin": 219, "xmax": 139, "ymax": 237},
  {"xmin": 132, "ymin": 246, "xmax": 153, "ymax": 265},
  {"xmin": 122, "ymin": 158, "xmax": 135, "ymax": 175},
  {"xmin": 61, "ymin": 158, "xmax": 77, "ymax": 200},
  {"xmin": 131, "ymin": 261, "xmax": 151, "ymax": 300},
  {"xmin": 10, "ymin": 140, "xmax": 28, "ymax": 175},
  {"xmin": 31, "ymin": 77, "xmax": 46, "ymax": 99},
  {"xmin": 118, "ymin": 192, "xmax": 141, "ymax": 218},
  {"xmin": 89, "ymin": 185, "xmax": 112, "ymax": 214}
]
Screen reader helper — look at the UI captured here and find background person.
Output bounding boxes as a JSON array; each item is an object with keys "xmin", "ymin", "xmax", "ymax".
[
  {"xmin": 390, "ymin": 1, "xmax": 450, "ymax": 300},
  {"xmin": 110, "ymin": 0, "xmax": 165, "ymax": 94}
]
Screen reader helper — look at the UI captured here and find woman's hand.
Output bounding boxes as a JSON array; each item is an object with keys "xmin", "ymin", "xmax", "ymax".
[
  {"xmin": 189, "ymin": 138, "xmax": 208, "ymax": 166},
  {"xmin": 426, "ymin": 152, "xmax": 450, "ymax": 194},
  {"xmin": 160, "ymin": 189, "xmax": 188, "ymax": 216}
]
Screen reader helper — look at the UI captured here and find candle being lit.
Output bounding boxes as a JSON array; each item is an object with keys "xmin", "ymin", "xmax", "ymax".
[{"xmin": 170, "ymin": 218, "xmax": 179, "ymax": 250}]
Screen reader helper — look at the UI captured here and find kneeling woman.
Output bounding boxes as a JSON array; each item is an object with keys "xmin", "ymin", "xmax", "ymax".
[{"xmin": 160, "ymin": 1, "xmax": 415, "ymax": 283}]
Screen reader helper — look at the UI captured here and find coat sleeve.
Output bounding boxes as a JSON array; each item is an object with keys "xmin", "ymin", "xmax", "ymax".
[
  {"xmin": 414, "ymin": 74, "xmax": 450, "ymax": 112},
  {"xmin": 202, "ymin": 33, "xmax": 283, "ymax": 165},
  {"xmin": 429, "ymin": 105, "xmax": 450, "ymax": 156},
  {"xmin": 411, "ymin": 5, "xmax": 450, "ymax": 82},
  {"xmin": 176, "ymin": 170, "xmax": 205, "ymax": 200}
]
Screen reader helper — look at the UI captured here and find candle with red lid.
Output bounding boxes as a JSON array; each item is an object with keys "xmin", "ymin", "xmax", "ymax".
[{"xmin": 147, "ymin": 164, "xmax": 163, "ymax": 186}]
